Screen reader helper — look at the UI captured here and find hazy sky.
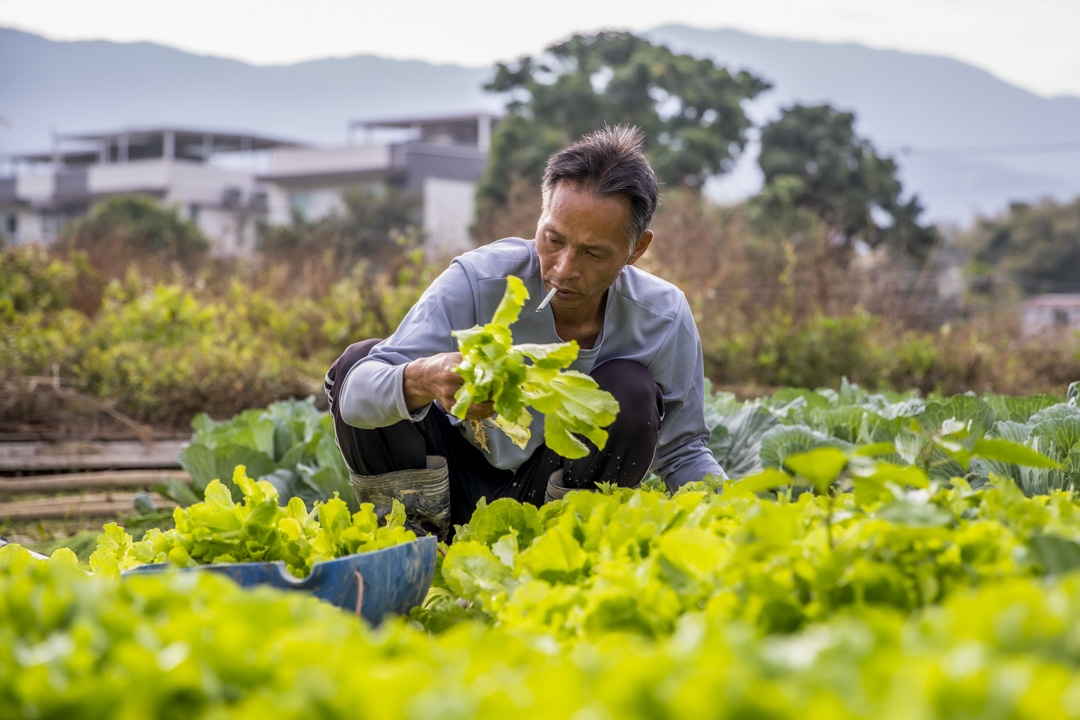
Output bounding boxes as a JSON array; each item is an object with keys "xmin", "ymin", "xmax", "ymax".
[{"xmin": 3, "ymin": 0, "xmax": 1078, "ymax": 99}]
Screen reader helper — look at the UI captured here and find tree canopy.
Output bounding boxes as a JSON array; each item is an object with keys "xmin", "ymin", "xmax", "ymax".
[
  {"xmin": 60, "ymin": 194, "xmax": 210, "ymax": 265},
  {"xmin": 757, "ymin": 104, "xmax": 936, "ymax": 263},
  {"xmin": 475, "ymin": 31, "xmax": 770, "ymax": 236},
  {"xmin": 259, "ymin": 187, "xmax": 423, "ymax": 268},
  {"xmin": 957, "ymin": 198, "xmax": 1080, "ymax": 295}
]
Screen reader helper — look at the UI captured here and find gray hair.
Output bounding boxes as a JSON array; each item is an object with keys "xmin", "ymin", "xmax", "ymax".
[{"xmin": 541, "ymin": 125, "xmax": 658, "ymax": 246}]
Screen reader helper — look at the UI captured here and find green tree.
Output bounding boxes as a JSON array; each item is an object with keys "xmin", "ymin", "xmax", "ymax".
[
  {"xmin": 259, "ymin": 187, "xmax": 423, "ymax": 268},
  {"xmin": 476, "ymin": 31, "xmax": 770, "ymax": 237},
  {"xmin": 757, "ymin": 104, "xmax": 936, "ymax": 263},
  {"xmin": 61, "ymin": 194, "xmax": 210, "ymax": 266},
  {"xmin": 957, "ymin": 198, "xmax": 1080, "ymax": 295}
]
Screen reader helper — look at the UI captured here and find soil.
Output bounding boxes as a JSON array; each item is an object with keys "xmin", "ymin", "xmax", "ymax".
[
  {"xmin": 0, "ymin": 381, "xmax": 189, "ymax": 442},
  {"xmin": 1, "ymin": 384, "xmax": 188, "ymax": 558}
]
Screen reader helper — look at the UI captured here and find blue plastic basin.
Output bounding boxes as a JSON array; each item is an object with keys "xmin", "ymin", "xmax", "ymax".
[{"xmin": 124, "ymin": 535, "xmax": 437, "ymax": 624}]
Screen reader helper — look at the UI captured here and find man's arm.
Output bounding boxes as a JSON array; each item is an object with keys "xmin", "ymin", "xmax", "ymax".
[
  {"xmin": 337, "ymin": 262, "xmax": 489, "ymax": 429},
  {"xmin": 649, "ymin": 298, "xmax": 727, "ymax": 489}
]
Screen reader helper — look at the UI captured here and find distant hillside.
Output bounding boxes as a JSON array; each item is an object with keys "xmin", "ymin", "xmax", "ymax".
[
  {"xmin": 2, "ymin": 24, "xmax": 1079, "ymax": 227},
  {"xmin": 0, "ymin": 27, "xmax": 500, "ymax": 149}
]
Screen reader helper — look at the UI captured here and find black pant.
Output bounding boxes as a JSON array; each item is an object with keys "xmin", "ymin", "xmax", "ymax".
[{"xmin": 325, "ymin": 340, "xmax": 663, "ymax": 526}]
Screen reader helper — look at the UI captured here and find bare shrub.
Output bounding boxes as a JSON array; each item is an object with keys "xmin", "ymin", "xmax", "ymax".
[{"xmin": 472, "ymin": 177, "xmax": 543, "ymax": 245}]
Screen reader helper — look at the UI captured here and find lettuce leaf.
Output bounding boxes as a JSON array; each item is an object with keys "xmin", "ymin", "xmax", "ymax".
[{"xmin": 451, "ymin": 276, "xmax": 619, "ymax": 459}]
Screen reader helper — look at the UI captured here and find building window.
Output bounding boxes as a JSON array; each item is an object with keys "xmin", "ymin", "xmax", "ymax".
[
  {"xmin": 290, "ymin": 192, "xmax": 312, "ymax": 221},
  {"xmin": 42, "ymin": 213, "xmax": 63, "ymax": 241},
  {"xmin": 1053, "ymin": 309, "xmax": 1069, "ymax": 327},
  {"xmin": 222, "ymin": 187, "xmax": 243, "ymax": 209},
  {"xmin": 250, "ymin": 191, "xmax": 269, "ymax": 214}
]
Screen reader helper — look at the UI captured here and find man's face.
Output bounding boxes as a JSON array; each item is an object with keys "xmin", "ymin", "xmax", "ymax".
[{"xmin": 535, "ymin": 182, "xmax": 652, "ymax": 316}]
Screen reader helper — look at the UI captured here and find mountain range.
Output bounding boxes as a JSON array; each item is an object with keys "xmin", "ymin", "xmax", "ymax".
[{"xmin": 3, "ymin": 24, "xmax": 1078, "ymax": 228}]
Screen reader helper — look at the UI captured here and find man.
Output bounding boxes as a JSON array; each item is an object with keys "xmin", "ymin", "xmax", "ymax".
[{"xmin": 325, "ymin": 125, "xmax": 725, "ymax": 533}]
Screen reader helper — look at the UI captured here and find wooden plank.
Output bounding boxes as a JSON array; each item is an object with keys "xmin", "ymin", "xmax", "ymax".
[
  {"xmin": 0, "ymin": 470, "xmax": 192, "ymax": 494},
  {"xmin": 0, "ymin": 492, "xmax": 178, "ymax": 520},
  {"xmin": 0, "ymin": 433, "xmax": 57, "ymax": 442},
  {"xmin": 0, "ymin": 440, "xmax": 186, "ymax": 472}
]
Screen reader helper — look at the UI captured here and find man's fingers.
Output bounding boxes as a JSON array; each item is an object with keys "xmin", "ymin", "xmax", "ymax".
[
  {"xmin": 464, "ymin": 401, "xmax": 495, "ymax": 421},
  {"xmin": 442, "ymin": 351, "xmax": 491, "ymax": 419}
]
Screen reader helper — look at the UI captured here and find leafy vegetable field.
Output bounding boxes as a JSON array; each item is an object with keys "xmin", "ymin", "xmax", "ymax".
[
  {"xmin": 169, "ymin": 379, "xmax": 1080, "ymax": 509},
  {"xmin": 703, "ymin": 378, "xmax": 1080, "ymax": 493},
  {"xmin": 3, "ymin": 380, "xmax": 1080, "ymax": 718}
]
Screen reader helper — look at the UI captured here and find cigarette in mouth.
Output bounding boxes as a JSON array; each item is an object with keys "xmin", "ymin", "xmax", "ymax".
[{"xmin": 536, "ymin": 286, "xmax": 558, "ymax": 313}]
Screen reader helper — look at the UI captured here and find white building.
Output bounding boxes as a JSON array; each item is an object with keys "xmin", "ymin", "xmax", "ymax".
[
  {"xmin": 1021, "ymin": 294, "xmax": 1080, "ymax": 338},
  {"xmin": 0, "ymin": 113, "xmax": 498, "ymax": 257},
  {"xmin": 264, "ymin": 113, "xmax": 496, "ymax": 257}
]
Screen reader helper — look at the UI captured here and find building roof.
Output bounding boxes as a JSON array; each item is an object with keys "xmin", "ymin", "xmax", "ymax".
[
  {"xmin": 1025, "ymin": 294, "xmax": 1080, "ymax": 308},
  {"xmin": 347, "ymin": 111, "xmax": 501, "ymax": 131},
  {"xmin": 10, "ymin": 149, "xmax": 99, "ymax": 165},
  {"xmin": 8, "ymin": 126, "xmax": 308, "ymax": 162},
  {"xmin": 64, "ymin": 127, "xmax": 306, "ymax": 148}
]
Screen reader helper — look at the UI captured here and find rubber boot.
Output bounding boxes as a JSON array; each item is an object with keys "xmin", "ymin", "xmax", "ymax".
[
  {"xmin": 350, "ymin": 455, "xmax": 451, "ymax": 540},
  {"xmin": 544, "ymin": 469, "xmax": 572, "ymax": 503}
]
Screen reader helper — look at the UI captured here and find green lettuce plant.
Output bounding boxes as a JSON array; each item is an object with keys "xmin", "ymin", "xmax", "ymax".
[
  {"xmin": 451, "ymin": 276, "xmax": 619, "ymax": 458},
  {"xmin": 91, "ymin": 465, "xmax": 414, "ymax": 579}
]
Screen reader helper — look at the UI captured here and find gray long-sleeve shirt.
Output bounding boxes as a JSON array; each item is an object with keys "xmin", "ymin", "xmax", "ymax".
[{"xmin": 337, "ymin": 237, "xmax": 725, "ymax": 490}]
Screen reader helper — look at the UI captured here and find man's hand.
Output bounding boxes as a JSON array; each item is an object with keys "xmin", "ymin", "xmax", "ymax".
[{"xmin": 403, "ymin": 352, "xmax": 495, "ymax": 420}]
